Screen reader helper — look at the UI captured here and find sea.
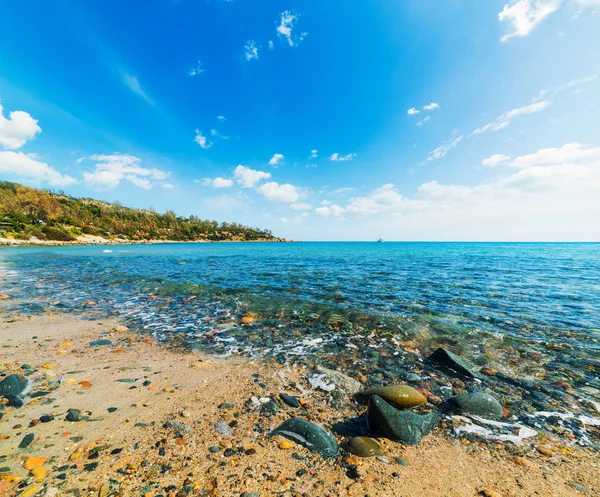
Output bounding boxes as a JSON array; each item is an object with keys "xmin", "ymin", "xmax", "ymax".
[{"xmin": 1, "ymin": 242, "xmax": 600, "ymax": 444}]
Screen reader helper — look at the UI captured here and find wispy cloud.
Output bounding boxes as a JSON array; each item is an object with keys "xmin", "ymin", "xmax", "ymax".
[
  {"xmin": 471, "ymin": 100, "xmax": 550, "ymax": 136},
  {"xmin": 122, "ymin": 73, "xmax": 156, "ymax": 107},
  {"xmin": 417, "ymin": 116, "xmax": 431, "ymax": 126},
  {"xmin": 408, "ymin": 102, "xmax": 440, "ymax": 116},
  {"xmin": 426, "ymin": 131, "xmax": 464, "ymax": 161},
  {"xmin": 310, "ymin": 149, "xmax": 318, "ymax": 158},
  {"xmin": 188, "ymin": 60, "xmax": 205, "ymax": 76}
]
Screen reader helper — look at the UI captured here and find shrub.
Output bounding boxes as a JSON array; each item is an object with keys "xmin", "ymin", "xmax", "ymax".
[{"xmin": 41, "ymin": 226, "xmax": 75, "ymax": 241}]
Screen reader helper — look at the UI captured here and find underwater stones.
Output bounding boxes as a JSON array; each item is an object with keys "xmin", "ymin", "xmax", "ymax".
[
  {"xmin": 270, "ymin": 418, "xmax": 339, "ymax": 458},
  {"xmin": 428, "ymin": 348, "xmax": 483, "ymax": 379},
  {"xmin": 357, "ymin": 385, "xmax": 426, "ymax": 410},
  {"xmin": 446, "ymin": 392, "xmax": 504, "ymax": 420},
  {"xmin": 367, "ymin": 395, "xmax": 439, "ymax": 445},
  {"xmin": 347, "ymin": 437, "xmax": 383, "ymax": 457},
  {"xmin": 315, "ymin": 366, "xmax": 362, "ymax": 395},
  {"xmin": 279, "ymin": 393, "xmax": 300, "ymax": 408},
  {"xmin": 0, "ymin": 374, "xmax": 29, "ymax": 397}
]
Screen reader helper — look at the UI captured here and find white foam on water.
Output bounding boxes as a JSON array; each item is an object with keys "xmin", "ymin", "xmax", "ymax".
[
  {"xmin": 309, "ymin": 374, "xmax": 336, "ymax": 392},
  {"xmin": 102, "ymin": 250, "xmax": 113, "ymax": 253},
  {"xmin": 530, "ymin": 411, "xmax": 600, "ymax": 426},
  {"xmin": 452, "ymin": 415, "xmax": 537, "ymax": 444}
]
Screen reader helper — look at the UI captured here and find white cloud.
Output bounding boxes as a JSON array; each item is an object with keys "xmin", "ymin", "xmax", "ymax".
[
  {"xmin": 482, "ymin": 154, "xmax": 512, "ymax": 167},
  {"xmin": 217, "ymin": 115, "xmax": 227, "ymax": 121},
  {"xmin": 162, "ymin": 183, "xmax": 175, "ymax": 189},
  {"xmin": 82, "ymin": 153, "xmax": 169, "ymax": 190},
  {"xmin": 472, "ymin": 100, "xmax": 550, "ymax": 135},
  {"xmin": 194, "ymin": 130, "xmax": 212, "ymax": 149},
  {"xmin": 257, "ymin": 181, "xmax": 300, "ymax": 202},
  {"xmin": 244, "ymin": 40, "xmax": 259, "ymax": 61},
  {"xmin": 423, "ymin": 102, "xmax": 440, "ymax": 111},
  {"xmin": 276, "ymin": 11, "xmax": 307, "ymax": 47},
  {"xmin": 534, "ymin": 74, "xmax": 598, "ymax": 101},
  {"xmin": 510, "ymin": 142, "xmax": 600, "ymax": 168},
  {"xmin": 202, "ymin": 177, "xmax": 233, "ymax": 188},
  {"xmin": 417, "ymin": 116, "xmax": 431, "ymax": 126},
  {"xmin": 329, "ymin": 152, "xmax": 357, "ymax": 162},
  {"xmin": 269, "ymin": 153, "xmax": 284, "ymax": 166},
  {"xmin": 291, "ymin": 202, "xmax": 312, "ymax": 210},
  {"xmin": 498, "ymin": 0, "xmax": 562, "ymax": 42},
  {"xmin": 233, "ymin": 165, "xmax": 271, "ymax": 188},
  {"xmin": 122, "ymin": 73, "xmax": 156, "ymax": 107},
  {"xmin": 427, "ymin": 132, "xmax": 464, "ymax": 161},
  {"xmin": 210, "ymin": 129, "xmax": 218, "ymax": 137},
  {"xmin": 315, "ymin": 204, "xmax": 345, "ymax": 217},
  {"xmin": 0, "ymin": 151, "xmax": 77, "ymax": 187},
  {"xmin": 189, "ymin": 60, "xmax": 204, "ymax": 76},
  {"xmin": 318, "ymin": 143, "xmax": 600, "ymax": 241},
  {"xmin": 346, "ymin": 184, "xmax": 417, "ymax": 215},
  {"xmin": 407, "ymin": 107, "xmax": 420, "ymax": 116},
  {"xmin": 268, "ymin": 40, "xmax": 275, "ymax": 50},
  {"xmin": 310, "ymin": 149, "xmax": 318, "ymax": 158},
  {"xmin": 0, "ymin": 104, "xmax": 42, "ymax": 150}
]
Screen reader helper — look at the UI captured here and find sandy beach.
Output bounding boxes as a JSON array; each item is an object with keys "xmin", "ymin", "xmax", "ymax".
[{"xmin": 0, "ymin": 308, "xmax": 598, "ymax": 497}]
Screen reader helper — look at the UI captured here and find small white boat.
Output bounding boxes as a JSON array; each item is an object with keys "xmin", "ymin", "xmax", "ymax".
[{"xmin": 377, "ymin": 238, "xmax": 384, "ymax": 243}]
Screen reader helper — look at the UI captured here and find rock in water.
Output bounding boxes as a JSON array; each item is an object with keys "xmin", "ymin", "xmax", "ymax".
[
  {"xmin": 367, "ymin": 395, "xmax": 439, "ymax": 445},
  {"xmin": 347, "ymin": 437, "xmax": 383, "ymax": 457},
  {"xmin": 446, "ymin": 392, "xmax": 503, "ymax": 420},
  {"xmin": 270, "ymin": 418, "xmax": 338, "ymax": 458},
  {"xmin": 356, "ymin": 385, "xmax": 426, "ymax": 409},
  {"xmin": 428, "ymin": 348, "xmax": 483, "ymax": 379},
  {"xmin": 0, "ymin": 374, "xmax": 29, "ymax": 397},
  {"xmin": 315, "ymin": 366, "xmax": 362, "ymax": 394}
]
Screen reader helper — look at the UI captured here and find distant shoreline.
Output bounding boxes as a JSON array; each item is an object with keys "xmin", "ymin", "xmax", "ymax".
[{"xmin": 0, "ymin": 236, "xmax": 295, "ymax": 247}]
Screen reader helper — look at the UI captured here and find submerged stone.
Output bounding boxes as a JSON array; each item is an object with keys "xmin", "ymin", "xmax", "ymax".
[
  {"xmin": 314, "ymin": 366, "xmax": 362, "ymax": 394},
  {"xmin": 428, "ymin": 348, "xmax": 483, "ymax": 379},
  {"xmin": 367, "ymin": 395, "xmax": 439, "ymax": 445},
  {"xmin": 270, "ymin": 418, "xmax": 338, "ymax": 458},
  {"xmin": 347, "ymin": 437, "xmax": 383, "ymax": 457},
  {"xmin": 446, "ymin": 392, "xmax": 503, "ymax": 420},
  {"xmin": 0, "ymin": 374, "xmax": 29, "ymax": 397},
  {"xmin": 357, "ymin": 385, "xmax": 426, "ymax": 410}
]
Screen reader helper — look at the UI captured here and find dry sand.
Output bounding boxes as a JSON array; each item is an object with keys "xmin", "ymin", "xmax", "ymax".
[{"xmin": 0, "ymin": 311, "xmax": 598, "ymax": 497}]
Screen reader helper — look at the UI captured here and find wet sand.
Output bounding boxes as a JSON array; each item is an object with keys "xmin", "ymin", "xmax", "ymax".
[{"xmin": 0, "ymin": 311, "xmax": 598, "ymax": 497}]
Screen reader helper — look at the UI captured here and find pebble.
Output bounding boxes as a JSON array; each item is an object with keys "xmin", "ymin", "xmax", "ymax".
[
  {"xmin": 4, "ymin": 394, "xmax": 24, "ymax": 408},
  {"xmin": 357, "ymin": 385, "xmax": 426, "ymax": 409},
  {"xmin": 393, "ymin": 457, "xmax": 408, "ymax": 466},
  {"xmin": 347, "ymin": 437, "xmax": 383, "ymax": 457},
  {"xmin": 19, "ymin": 433, "xmax": 35, "ymax": 449},
  {"xmin": 218, "ymin": 402, "xmax": 234, "ymax": 409},
  {"xmin": 279, "ymin": 441, "xmax": 294, "ymax": 449},
  {"xmin": 164, "ymin": 420, "xmax": 191, "ymax": 438},
  {"xmin": 209, "ymin": 446, "xmax": 221, "ymax": 453},
  {"xmin": 279, "ymin": 393, "xmax": 300, "ymax": 408},
  {"xmin": 89, "ymin": 339, "xmax": 112, "ymax": 346},
  {"xmin": 40, "ymin": 414, "xmax": 54, "ymax": 423},
  {"xmin": 214, "ymin": 421, "xmax": 233, "ymax": 436},
  {"xmin": 30, "ymin": 465, "xmax": 48, "ymax": 482},
  {"xmin": 569, "ymin": 483, "xmax": 588, "ymax": 494},
  {"xmin": 428, "ymin": 348, "xmax": 483, "ymax": 379},
  {"xmin": 513, "ymin": 456, "xmax": 534, "ymax": 468}
]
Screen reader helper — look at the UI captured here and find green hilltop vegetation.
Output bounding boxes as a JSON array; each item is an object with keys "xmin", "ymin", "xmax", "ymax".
[{"xmin": 0, "ymin": 181, "xmax": 279, "ymax": 242}]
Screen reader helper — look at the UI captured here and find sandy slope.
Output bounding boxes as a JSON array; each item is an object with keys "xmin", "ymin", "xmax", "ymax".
[{"xmin": 0, "ymin": 312, "xmax": 597, "ymax": 497}]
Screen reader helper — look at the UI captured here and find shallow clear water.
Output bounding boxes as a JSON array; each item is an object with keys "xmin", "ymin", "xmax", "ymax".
[{"xmin": 2, "ymin": 242, "xmax": 600, "ymax": 442}]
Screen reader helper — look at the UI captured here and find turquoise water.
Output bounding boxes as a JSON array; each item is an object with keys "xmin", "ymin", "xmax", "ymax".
[{"xmin": 2, "ymin": 242, "xmax": 600, "ymax": 442}]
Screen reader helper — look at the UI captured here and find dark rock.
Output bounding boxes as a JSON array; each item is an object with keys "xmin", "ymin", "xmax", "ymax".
[
  {"xmin": 394, "ymin": 456, "xmax": 408, "ymax": 466},
  {"xmin": 446, "ymin": 392, "xmax": 503, "ymax": 420},
  {"xmin": 428, "ymin": 348, "xmax": 482, "ymax": 379},
  {"xmin": 83, "ymin": 462, "xmax": 98, "ymax": 471},
  {"xmin": 4, "ymin": 394, "xmax": 23, "ymax": 408},
  {"xmin": 107, "ymin": 407, "xmax": 117, "ymax": 413},
  {"xmin": 0, "ymin": 374, "xmax": 29, "ymax": 397},
  {"xmin": 66, "ymin": 410, "xmax": 86, "ymax": 422},
  {"xmin": 270, "ymin": 418, "xmax": 338, "ymax": 458},
  {"xmin": 40, "ymin": 414, "xmax": 54, "ymax": 423},
  {"xmin": 261, "ymin": 401, "xmax": 279, "ymax": 416},
  {"xmin": 89, "ymin": 339, "xmax": 112, "ymax": 346},
  {"xmin": 18, "ymin": 433, "xmax": 35, "ymax": 449},
  {"xmin": 209, "ymin": 446, "xmax": 221, "ymax": 453},
  {"xmin": 367, "ymin": 395, "xmax": 439, "ymax": 445},
  {"xmin": 279, "ymin": 393, "xmax": 300, "ymax": 408},
  {"xmin": 223, "ymin": 448, "xmax": 235, "ymax": 457},
  {"xmin": 347, "ymin": 436, "xmax": 383, "ymax": 457}
]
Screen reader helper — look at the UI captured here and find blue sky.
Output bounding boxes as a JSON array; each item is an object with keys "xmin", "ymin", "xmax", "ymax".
[{"xmin": 1, "ymin": 0, "xmax": 599, "ymax": 241}]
